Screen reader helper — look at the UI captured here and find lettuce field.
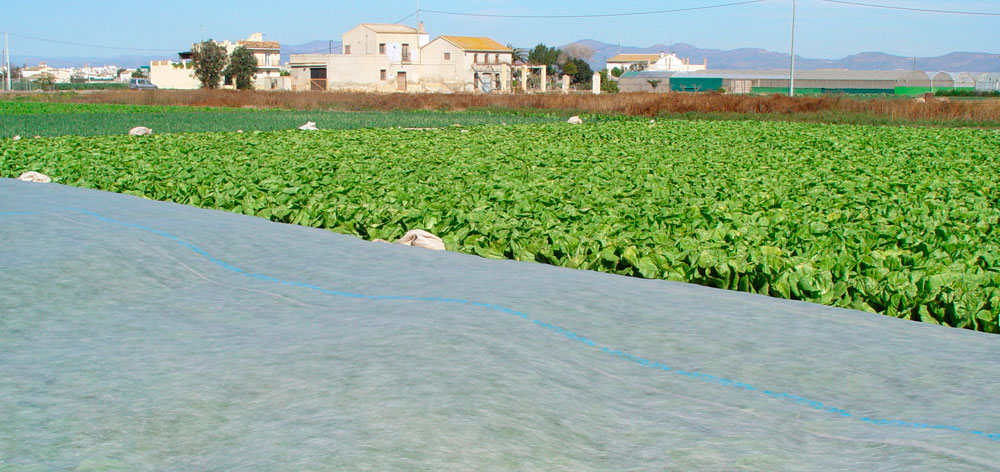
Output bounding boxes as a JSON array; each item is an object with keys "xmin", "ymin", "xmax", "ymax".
[
  {"xmin": 3, "ymin": 118, "xmax": 999, "ymax": 333},
  {"xmin": 0, "ymin": 101, "xmax": 558, "ymax": 137}
]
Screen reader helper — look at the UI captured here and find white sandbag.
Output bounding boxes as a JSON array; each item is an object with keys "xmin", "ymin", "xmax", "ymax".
[
  {"xmin": 129, "ymin": 126, "xmax": 153, "ymax": 136},
  {"xmin": 17, "ymin": 171, "xmax": 51, "ymax": 183},
  {"xmin": 567, "ymin": 116, "xmax": 583, "ymax": 125},
  {"xmin": 395, "ymin": 229, "xmax": 446, "ymax": 251},
  {"xmin": 298, "ymin": 122, "xmax": 318, "ymax": 131}
]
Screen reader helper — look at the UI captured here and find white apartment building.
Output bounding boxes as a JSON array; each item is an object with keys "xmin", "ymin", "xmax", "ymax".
[{"xmin": 149, "ymin": 33, "xmax": 288, "ymax": 90}]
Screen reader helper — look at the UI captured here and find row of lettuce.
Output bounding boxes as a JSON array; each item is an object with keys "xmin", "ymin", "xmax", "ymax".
[
  {"xmin": 0, "ymin": 101, "xmax": 561, "ymax": 137},
  {"xmin": 3, "ymin": 120, "xmax": 998, "ymax": 332}
]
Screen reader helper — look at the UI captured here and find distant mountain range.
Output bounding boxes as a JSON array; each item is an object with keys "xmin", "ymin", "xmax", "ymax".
[
  {"xmin": 11, "ymin": 39, "xmax": 999, "ymax": 73},
  {"xmin": 564, "ymin": 39, "xmax": 1000, "ymax": 73}
]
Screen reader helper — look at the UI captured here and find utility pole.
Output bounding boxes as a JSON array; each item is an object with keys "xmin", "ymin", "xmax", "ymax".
[
  {"xmin": 3, "ymin": 31, "xmax": 11, "ymax": 90},
  {"xmin": 2, "ymin": 32, "xmax": 7, "ymax": 91},
  {"xmin": 789, "ymin": 0, "xmax": 796, "ymax": 97},
  {"xmin": 416, "ymin": 0, "xmax": 420, "ymax": 26}
]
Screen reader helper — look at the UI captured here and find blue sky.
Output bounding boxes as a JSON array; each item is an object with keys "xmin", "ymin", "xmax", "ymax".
[{"xmin": 5, "ymin": 0, "xmax": 999, "ymax": 60}]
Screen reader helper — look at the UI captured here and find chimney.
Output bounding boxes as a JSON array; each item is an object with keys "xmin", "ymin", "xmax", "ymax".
[{"xmin": 417, "ymin": 21, "xmax": 429, "ymax": 47}]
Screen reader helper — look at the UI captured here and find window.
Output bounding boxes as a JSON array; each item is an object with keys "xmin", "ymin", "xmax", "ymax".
[
  {"xmin": 380, "ymin": 69, "xmax": 387, "ymax": 81},
  {"xmin": 444, "ymin": 52, "xmax": 450, "ymax": 60},
  {"xmin": 474, "ymin": 54, "xmax": 478, "ymax": 63},
  {"xmin": 344, "ymin": 45, "xmax": 351, "ymax": 54},
  {"xmin": 485, "ymin": 54, "xmax": 490, "ymax": 64},
  {"xmin": 495, "ymin": 54, "xmax": 500, "ymax": 63},
  {"xmin": 379, "ymin": 43, "xmax": 386, "ymax": 55}
]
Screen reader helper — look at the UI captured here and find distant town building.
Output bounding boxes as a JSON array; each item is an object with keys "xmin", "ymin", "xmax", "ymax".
[
  {"xmin": 288, "ymin": 23, "xmax": 513, "ymax": 93},
  {"xmin": 606, "ymin": 52, "xmax": 706, "ymax": 75},
  {"xmin": 20, "ymin": 62, "xmax": 121, "ymax": 83}
]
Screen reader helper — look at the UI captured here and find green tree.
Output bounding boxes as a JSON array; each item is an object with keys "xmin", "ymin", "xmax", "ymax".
[
  {"xmin": 528, "ymin": 44, "xmax": 562, "ymax": 75},
  {"xmin": 562, "ymin": 61, "xmax": 578, "ymax": 78},
  {"xmin": 192, "ymin": 40, "xmax": 228, "ymax": 89},
  {"xmin": 565, "ymin": 57, "xmax": 592, "ymax": 85},
  {"xmin": 35, "ymin": 73, "xmax": 55, "ymax": 91},
  {"xmin": 225, "ymin": 46, "xmax": 258, "ymax": 90},
  {"xmin": 131, "ymin": 68, "xmax": 148, "ymax": 78},
  {"xmin": 599, "ymin": 69, "xmax": 619, "ymax": 93},
  {"xmin": 610, "ymin": 67, "xmax": 624, "ymax": 78}
]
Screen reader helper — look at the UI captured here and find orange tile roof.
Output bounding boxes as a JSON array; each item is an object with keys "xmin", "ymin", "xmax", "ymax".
[
  {"xmin": 607, "ymin": 54, "xmax": 661, "ymax": 63},
  {"xmin": 238, "ymin": 40, "xmax": 280, "ymax": 49},
  {"xmin": 440, "ymin": 36, "xmax": 510, "ymax": 52}
]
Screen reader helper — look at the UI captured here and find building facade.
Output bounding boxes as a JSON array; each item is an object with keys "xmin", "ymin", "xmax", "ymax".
[{"xmin": 288, "ymin": 23, "xmax": 513, "ymax": 93}]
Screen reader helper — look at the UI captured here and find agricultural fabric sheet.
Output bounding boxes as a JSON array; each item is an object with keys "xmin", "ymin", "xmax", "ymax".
[{"xmin": 1, "ymin": 179, "xmax": 998, "ymax": 471}]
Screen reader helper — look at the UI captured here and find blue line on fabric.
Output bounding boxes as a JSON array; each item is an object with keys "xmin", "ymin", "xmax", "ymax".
[
  {"xmin": 0, "ymin": 211, "xmax": 40, "ymax": 216},
  {"xmin": 3, "ymin": 208, "xmax": 998, "ymax": 443}
]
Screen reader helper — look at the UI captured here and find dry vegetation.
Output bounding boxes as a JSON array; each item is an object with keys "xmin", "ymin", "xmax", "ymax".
[{"xmin": 15, "ymin": 89, "xmax": 1000, "ymax": 125}]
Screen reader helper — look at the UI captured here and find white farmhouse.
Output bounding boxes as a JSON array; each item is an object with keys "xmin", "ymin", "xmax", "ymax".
[
  {"xmin": 289, "ymin": 23, "xmax": 513, "ymax": 93},
  {"xmin": 606, "ymin": 52, "xmax": 706, "ymax": 75}
]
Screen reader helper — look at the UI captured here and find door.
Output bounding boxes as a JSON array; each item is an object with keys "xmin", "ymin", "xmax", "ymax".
[
  {"xmin": 309, "ymin": 67, "xmax": 327, "ymax": 91},
  {"xmin": 396, "ymin": 71, "xmax": 407, "ymax": 91}
]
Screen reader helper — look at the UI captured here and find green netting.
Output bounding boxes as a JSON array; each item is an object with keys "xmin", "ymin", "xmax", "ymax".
[
  {"xmin": 894, "ymin": 86, "xmax": 934, "ymax": 96},
  {"xmin": 2, "ymin": 180, "xmax": 998, "ymax": 470},
  {"xmin": 670, "ymin": 77, "xmax": 724, "ymax": 92}
]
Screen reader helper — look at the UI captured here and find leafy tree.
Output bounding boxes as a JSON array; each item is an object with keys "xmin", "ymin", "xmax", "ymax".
[
  {"xmin": 565, "ymin": 57, "xmax": 592, "ymax": 85},
  {"xmin": 610, "ymin": 67, "xmax": 624, "ymax": 78},
  {"xmin": 562, "ymin": 61, "xmax": 578, "ymax": 78},
  {"xmin": 528, "ymin": 44, "xmax": 562, "ymax": 75},
  {"xmin": 35, "ymin": 73, "xmax": 55, "ymax": 91},
  {"xmin": 192, "ymin": 40, "xmax": 228, "ymax": 89},
  {"xmin": 225, "ymin": 46, "xmax": 258, "ymax": 90},
  {"xmin": 599, "ymin": 69, "xmax": 618, "ymax": 93},
  {"xmin": 131, "ymin": 68, "xmax": 148, "ymax": 78}
]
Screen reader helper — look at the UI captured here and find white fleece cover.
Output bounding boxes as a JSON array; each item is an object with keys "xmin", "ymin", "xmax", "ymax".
[{"xmin": 1, "ymin": 179, "xmax": 998, "ymax": 471}]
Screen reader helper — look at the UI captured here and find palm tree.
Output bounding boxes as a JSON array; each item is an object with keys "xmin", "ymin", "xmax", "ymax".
[{"xmin": 507, "ymin": 43, "xmax": 528, "ymax": 64}]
